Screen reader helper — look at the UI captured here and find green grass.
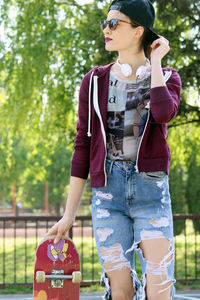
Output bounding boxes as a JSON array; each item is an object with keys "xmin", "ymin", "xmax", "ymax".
[
  {"xmin": 0, "ymin": 285, "xmax": 33, "ymax": 295},
  {"xmin": 0, "ymin": 220, "xmax": 199, "ymax": 294},
  {"xmin": 174, "ymin": 220, "xmax": 200, "ymax": 280}
]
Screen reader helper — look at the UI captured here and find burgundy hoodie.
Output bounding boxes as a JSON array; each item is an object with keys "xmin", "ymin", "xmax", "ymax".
[{"xmin": 71, "ymin": 63, "xmax": 182, "ymax": 187}]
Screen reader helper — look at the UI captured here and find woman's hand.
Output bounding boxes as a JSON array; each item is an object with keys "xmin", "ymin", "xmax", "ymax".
[
  {"xmin": 150, "ymin": 35, "xmax": 170, "ymax": 61},
  {"xmin": 46, "ymin": 214, "xmax": 75, "ymax": 244}
]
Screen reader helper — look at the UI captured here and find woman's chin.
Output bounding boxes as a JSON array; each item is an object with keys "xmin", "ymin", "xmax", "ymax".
[{"xmin": 105, "ymin": 44, "xmax": 118, "ymax": 52}]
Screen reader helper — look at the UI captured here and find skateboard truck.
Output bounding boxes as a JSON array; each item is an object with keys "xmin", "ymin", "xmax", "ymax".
[{"xmin": 36, "ymin": 269, "xmax": 82, "ymax": 288}]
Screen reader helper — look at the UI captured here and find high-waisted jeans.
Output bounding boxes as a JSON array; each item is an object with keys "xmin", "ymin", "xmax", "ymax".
[{"xmin": 92, "ymin": 159, "xmax": 175, "ymax": 300}]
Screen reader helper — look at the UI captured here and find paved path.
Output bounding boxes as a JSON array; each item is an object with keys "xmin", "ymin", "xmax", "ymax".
[{"xmin": 0, "ymin": 291, "xmax": 200, "ymax": 300}]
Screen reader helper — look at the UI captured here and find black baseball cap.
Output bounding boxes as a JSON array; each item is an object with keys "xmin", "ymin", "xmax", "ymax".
[{"xmin": 108, "ymin": 0, "xmax": 159, "ymax": 43}]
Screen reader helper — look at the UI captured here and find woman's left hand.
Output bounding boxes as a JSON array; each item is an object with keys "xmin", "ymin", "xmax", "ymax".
[{"xmin": 150, "ymin": 35, "xmax": 170, "ymax": 61}]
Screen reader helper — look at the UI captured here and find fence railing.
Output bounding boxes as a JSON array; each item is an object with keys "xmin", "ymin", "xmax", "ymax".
[{"xmin": 0, "ymin": 215, "xmax": 199, "ymax": 287}]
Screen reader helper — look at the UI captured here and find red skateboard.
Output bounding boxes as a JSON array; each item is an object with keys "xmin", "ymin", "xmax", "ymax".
[{"xmin": 33, "ymin": 235, "xmax": 81, "ymax": 300}]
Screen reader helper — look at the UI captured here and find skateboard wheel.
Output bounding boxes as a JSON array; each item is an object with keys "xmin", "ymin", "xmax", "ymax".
[
  {"xmin": 72, "ymin": 271, "xmax": 82, "ymax": 283},
  {"xmin": 36, "ymin": 271, "xmax": 46, "ymax": 283}
]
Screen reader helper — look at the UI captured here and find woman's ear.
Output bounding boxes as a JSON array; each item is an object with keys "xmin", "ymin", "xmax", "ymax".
[{"xmin": 135, "ymin": 26, "xmax": 145, "ymax": 39}]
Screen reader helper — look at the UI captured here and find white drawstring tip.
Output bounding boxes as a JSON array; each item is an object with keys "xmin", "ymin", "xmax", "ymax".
[{"xmin": 87, "ymin": 132, "xmax": 92, "ymax": 137}]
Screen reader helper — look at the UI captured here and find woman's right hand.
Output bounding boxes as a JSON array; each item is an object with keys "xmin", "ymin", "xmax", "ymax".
[{"xmin": 46, "ymin": 214, "xmax": 75, "ymax": 244}]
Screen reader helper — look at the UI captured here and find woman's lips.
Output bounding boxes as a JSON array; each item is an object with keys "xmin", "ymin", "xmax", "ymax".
[{"xmin": 105, "ymin": 38, "xmax": 112, "ymax": 43}]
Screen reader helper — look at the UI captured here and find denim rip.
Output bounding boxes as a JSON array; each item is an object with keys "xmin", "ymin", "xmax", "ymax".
[{"xmin": 92, "ymin": 159, "xmax": 176, "ymax": 300}]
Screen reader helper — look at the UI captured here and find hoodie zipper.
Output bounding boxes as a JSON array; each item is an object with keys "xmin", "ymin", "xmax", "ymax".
[
  {"xmin": 88, "ymin": 69, "xmax": 172, "ymax": 181},
  {"xmin": 135, "ymin": 108, "xmax": 150, "ymax": 173},
  {"xmin": 135, "ymin": 70, "xmax": 173, "ymax": 172}
]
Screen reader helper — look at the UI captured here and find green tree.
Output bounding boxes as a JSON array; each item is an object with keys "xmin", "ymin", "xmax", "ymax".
[
  {"xmin": 185, "ymin": 150, "xmax": 200, "ymax": 232},
  {"xmin": 0, "ymin": 0, "xmax": 199, "ymax": 214}
]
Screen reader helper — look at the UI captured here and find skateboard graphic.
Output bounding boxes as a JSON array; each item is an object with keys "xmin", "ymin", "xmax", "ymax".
[{"xmin": 33, "ymin": 235, "xmax": 81, "ymax": 300}]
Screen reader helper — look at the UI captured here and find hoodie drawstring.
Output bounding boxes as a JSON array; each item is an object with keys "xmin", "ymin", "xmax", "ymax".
[{"xmin": 87, "ymin": 71, "xmax": 94, "ymax": 137}]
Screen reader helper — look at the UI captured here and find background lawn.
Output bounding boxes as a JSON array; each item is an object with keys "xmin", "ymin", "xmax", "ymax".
[{"xmin": 0, "ymin": 220, "xmax": 199, "ymax": 292}]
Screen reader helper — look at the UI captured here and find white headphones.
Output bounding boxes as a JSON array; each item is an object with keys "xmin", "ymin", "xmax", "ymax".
[{"xmin": 116, "ymin": 58, "xmax": 151, "ymax": 80}]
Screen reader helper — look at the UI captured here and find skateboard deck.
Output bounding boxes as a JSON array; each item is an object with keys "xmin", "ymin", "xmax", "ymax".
[{"xmin": 33, "ymin": 235, "xmax": 81, "ymax": 300}]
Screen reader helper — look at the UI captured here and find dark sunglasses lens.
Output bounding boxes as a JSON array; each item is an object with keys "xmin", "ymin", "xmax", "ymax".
[
  {"xmin": 109, "ymin": 19, "xmax": 118, "ymax": 30},
  {"xmin": 100, "ymin": 20, "xmax": 107, "ymax": 31},
  {"xmin": 100, "ymin": 19, "xmax": 118, "ymax": 31}
]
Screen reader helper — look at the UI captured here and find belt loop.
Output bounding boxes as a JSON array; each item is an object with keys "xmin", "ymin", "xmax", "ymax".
[{"xmin": 109, "ymin": 160, "xmax": 114, "ymax": 175}]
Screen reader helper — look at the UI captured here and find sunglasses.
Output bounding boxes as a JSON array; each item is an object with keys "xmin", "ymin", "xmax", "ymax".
[{"xmin": 100, "ymin": 18, "xmax": 136, "ymax": 31}]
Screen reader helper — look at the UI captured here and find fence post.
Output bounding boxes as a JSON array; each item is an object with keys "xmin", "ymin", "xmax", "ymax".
[
  {"xmin": 45, "ymin": 182, "xmax": 49, "ymax": 216},
  {"xmin": 13, "ymin": 182, "xmax": 16, "ymax": 216}
]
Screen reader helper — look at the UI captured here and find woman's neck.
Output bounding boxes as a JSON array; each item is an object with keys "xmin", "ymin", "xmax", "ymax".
[{"xmin": 118, "ymin": 50, "xmax": 147, "ymax": 72}]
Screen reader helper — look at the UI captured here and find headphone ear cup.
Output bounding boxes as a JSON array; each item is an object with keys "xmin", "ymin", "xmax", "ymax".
[
  {"xmin": 121, "ymin": 63, "xmax": 132, "ymax": 77},
  {"xmin": 136, "ymin": 58, "xmax": 151, "ymax": 80},
  {"xmin": 136, "ymin": 65, "xmax": 148, "ymax": 79},
  {"xmin": 116, "ymin": 59, "xmax": 132, "ymax": 77},
  {"xmin": 136, "ymin": 65, "xmax": 151, "ymax": 80}
]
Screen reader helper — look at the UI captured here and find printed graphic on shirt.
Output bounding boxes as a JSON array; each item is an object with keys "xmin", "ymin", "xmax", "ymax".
[{"xmin": 106, "ymin": 71, "xmax": 151, "ymax": 161}]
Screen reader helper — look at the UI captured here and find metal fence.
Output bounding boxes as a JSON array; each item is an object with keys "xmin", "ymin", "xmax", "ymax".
[{"xmin": 0, "ymin": 215, "xmax": 199, "ymax": 288}]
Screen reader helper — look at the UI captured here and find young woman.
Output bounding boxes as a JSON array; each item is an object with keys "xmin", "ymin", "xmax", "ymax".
[{"xmin": 47, "ymin": 0, "xmax": 182, "ymax": 299}]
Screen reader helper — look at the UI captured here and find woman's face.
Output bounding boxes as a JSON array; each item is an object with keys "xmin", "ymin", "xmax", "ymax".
[{"xmin": 103, "ymin": 10, "xmax": 144, "ymax": 52}]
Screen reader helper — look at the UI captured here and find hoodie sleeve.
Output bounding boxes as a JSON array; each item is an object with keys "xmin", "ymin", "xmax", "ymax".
[
  {"xmin": 70, "ymin": 69, "xmax": 94, "ymax": 180},
  {"xmin": 150, "ymin": 68, "xmax": 182, "ymax": 123}
]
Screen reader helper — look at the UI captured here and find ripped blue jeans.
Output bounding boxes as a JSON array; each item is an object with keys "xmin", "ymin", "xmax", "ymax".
[{"xmin": 92, "ymin": 159, "xmax": 175, "ymax": 300}]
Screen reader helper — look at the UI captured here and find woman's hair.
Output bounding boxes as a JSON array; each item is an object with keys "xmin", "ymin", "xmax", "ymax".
[{"xmin": 131, "ymin": 20, "xmax": 152, "ymax": 58}]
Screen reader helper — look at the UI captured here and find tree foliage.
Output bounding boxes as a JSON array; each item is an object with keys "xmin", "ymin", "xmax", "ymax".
[{"xmin": 0, "ymin": 0, "xmax": 199, "ymax": 216}]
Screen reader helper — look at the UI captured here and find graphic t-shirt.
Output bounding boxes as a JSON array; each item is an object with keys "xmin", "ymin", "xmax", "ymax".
[{"xmin": 106, "ymin": 70, "xmax": 151, "ymax": 161}]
